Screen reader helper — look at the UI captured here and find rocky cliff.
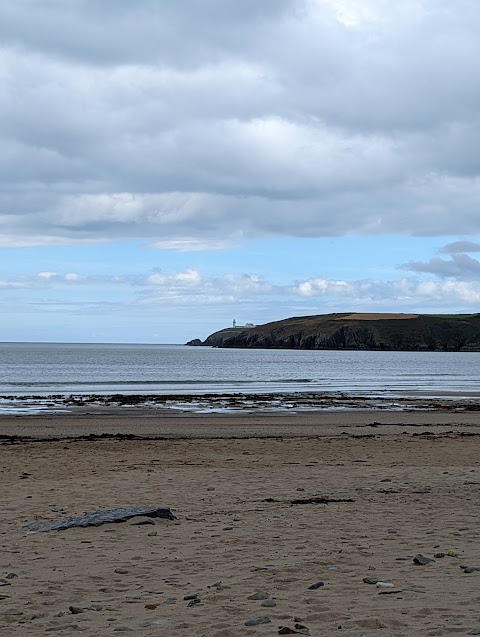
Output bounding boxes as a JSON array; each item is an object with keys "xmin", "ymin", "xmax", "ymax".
[{"xmin": 187, "ymin": 313, "xmax": 480, "ymax": 351}]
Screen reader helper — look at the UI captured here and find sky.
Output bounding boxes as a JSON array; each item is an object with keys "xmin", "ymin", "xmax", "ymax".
[{"xmin": 1, "ymin": 0, "xmax": 480, "ymax": 343}]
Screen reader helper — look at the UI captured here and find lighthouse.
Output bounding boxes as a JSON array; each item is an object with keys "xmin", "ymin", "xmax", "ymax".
[{"xmin": 233, "ymin": 319, "xmax": 236, "ymax": 328}]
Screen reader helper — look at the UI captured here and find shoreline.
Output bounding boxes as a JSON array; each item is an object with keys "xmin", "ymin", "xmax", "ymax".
[
  {"xmin": 1, "ymin": 389, "xmax": 480, "ymax": 418},
  {"xmin": 2, "ymin": 408, "xmax": 480, "ymax": 441}
]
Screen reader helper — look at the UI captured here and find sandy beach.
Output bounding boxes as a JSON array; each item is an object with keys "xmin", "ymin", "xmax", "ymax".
[{"xmin": 2, "ymin": 408, "xmax": 480, "ymax": 636}]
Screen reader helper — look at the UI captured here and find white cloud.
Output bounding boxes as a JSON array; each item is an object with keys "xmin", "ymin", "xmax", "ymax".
[
  {"xmin": 293, "ymin": 275, "xmax": 480, "ymax": 307},
  {"xmin": 145, "ymin": 269, "xmax": 202, "ymax": 287}
]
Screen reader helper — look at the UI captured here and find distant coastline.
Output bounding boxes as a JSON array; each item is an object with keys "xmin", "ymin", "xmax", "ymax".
[{"xmin": 187, "ymin": 312, "xmax": 480, "ymax": 351}]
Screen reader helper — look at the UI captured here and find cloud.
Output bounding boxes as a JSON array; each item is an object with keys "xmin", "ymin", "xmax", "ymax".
[
  {"xmin": 3, "ymin": 264, "xmax": 480, "ymax": 317},
  {"xmin": 293, "ymin": 275, "xmax": 480, "ymax": 307},
  {"xmin": 404, "ymin": 254, "xmax": 480, "ymax": 278},
  {"xmin": 439, "ymin": 241, "xmax": 480, "ymax": 254},
  {"xmin": 1, "ymin": 1, "xmax": 480, "ymax": 246}
]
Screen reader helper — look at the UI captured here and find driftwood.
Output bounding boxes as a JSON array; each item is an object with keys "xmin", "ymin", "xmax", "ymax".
[{"xmin": 22, "ymin": 505, "xmax": 176, "ymax": 533}]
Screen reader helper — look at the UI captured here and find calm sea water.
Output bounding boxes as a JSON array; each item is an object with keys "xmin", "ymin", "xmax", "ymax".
[{"xmin": 0, "ymin": 342, "xmax": 479, "ymax": 398}]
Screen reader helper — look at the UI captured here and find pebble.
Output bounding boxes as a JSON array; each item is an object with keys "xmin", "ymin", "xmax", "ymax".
[
  {"xmin": 467, "ymin": 630, "xmax": 480, "ymax": 635},
  {"xmin": 87, "ymin": 603, "xmax": 103, "ymax": 611},
  {"xmin": 248, "ymin": 591, "xmax": 270, "ymax": 600},
  {"xmin": 183, "ymin": 593, "xmax": 198, "ymax": 601},
  {"xmin": 376, "ymin": 582, "xmax": 394, "ymax": 588},
  {"xmin": 53, "ymin": 611, "xmax": 65, "ymax": 617},
  {"xmin": 434, "ymin": 553, "xmax": 446, "ymax": 558},
  {"xmin": 68, "ymin": 606, "xmax": 84, "ymax": 614},
  {"xmin": 187, "ymin": 598, "xmax": 202, "ymax": 607},
  {"xmin": 413, "ymin": 554, "xmax": 433, "ymax": 565},
  {"xmin": 307, "ymin": 581, "xmax": 324, "ymax": 590},
  {"xmin": 463, "ymin": 567, "xmax": 479, "ymax": 574},
  {"xmin": 261, "ymin": 599, "xmax": 276, "ymax": 607},
  {"xmin": 245, "ymin": 616, "xmax": 272, "ymax": 626},
  {"xmin": 147, "ymin": 531, "xmax": 158, "ymax": 537},
  {"xmin": 363, "ymin": 577, "xmax": 379, "ymax": 585},
  {"xmin": 114, "ymin": 568, "xmax": 129, "ymax": 574}
]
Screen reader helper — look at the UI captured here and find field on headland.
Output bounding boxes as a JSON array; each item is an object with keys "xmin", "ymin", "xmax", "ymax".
[{"xmin": 1, "ymin": 410, "xmax": 480, "ymax": 636}]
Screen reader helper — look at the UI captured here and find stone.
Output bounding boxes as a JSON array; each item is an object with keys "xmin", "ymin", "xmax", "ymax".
[
  {"xmin": 187, "ymin": 598, "xmax": 202, "ymax": 607},
  {"xmin": 147, "ymin": 531, "xmax": 158, "ymax": 537},
  {"xmin": 467, "ymin": 630, "xmax": 480, "ymax": 635},
  {"xmin": 115, "ymin": 568, "xmax": 129, "ymax": 575},
  {"xmin": 413, "ymin": 554, "xmax": 433, "ymax": 565},
  {"xmin": 113, "ymin": 627, "xmax": 134, "ymax": 632},
  {"xmin": 248, "ymin": 591, "xmax": 270, "ymax": 600},
  {"xmin": 463, "ymin": 567, "xmax": 479, "ymax": 574},
  {"xmin": 307, "ymin": 581, "xmax": 324, "ymax": 590},
  {"xmin": 69, "ymin": 606, "xmax": 84, "ymax": 614},
  {"xmin": 434, "ymin": 553, "xmax": 446, "ymax": 558},
  {"xmin": 245, "ymin": 616, "xmax": 271, "ymax": 626},
  {"xmin": 261, "ymin": 599, "xmax": 276, "ymax": 607},
  {"xmin": 376, "ymin": 582, "xmax": 394, "ymax": 588},
  {"xmin": 362, "ymin": 577, "xmax": 379, "ymax": 584},
  {"xmin": 278, "ymin": 628, "xmax": 298, "ymax": 635},
  {"xmin": 183, "ymin": 593, "xmax": 198, "ymax": 601},
  {"xmin": 87, "ymin": 603, "xmax": 103, "ymax": 611},
  {"xmin": 22, "ymin": 505, "xmax": 176, "ymax": 533}
]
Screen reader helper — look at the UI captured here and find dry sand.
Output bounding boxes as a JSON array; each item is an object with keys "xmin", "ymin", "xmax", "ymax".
[{"xmin": 1, "ymin": 409, "xmax": 480, "ymax": 636}]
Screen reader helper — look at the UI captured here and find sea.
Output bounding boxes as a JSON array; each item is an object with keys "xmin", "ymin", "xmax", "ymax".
[{"xmin": 0, "ymin": 343, "xmax": 479, "ymax": 415}]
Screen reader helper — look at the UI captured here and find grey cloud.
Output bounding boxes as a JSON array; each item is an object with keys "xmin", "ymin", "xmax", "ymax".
[
  {"xmin": 403, "ymin": 254, "xmax": 480, "ymax": 278},
  {"xmin": 1, "ymin": 1, "xmax": 480, "ymax": 245},
  {"xmin": 439, "ymin": 241, "xmax": 480, "ymax": 254},
  {"xmin": 0, "ymin": 1, "xmax": 293, "ymax": 67}
]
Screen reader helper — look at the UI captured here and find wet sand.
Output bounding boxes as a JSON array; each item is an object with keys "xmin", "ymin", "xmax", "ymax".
[{"xmin": 1, "ymin": 408, "xmax": 480, "ymax": 636}]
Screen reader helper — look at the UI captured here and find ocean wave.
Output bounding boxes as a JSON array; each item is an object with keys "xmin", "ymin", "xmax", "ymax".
[{"xmin": 1, "ymin": 378, "xmax": 313, "ymax": 388}]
